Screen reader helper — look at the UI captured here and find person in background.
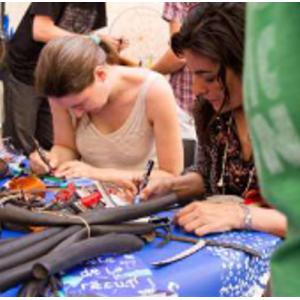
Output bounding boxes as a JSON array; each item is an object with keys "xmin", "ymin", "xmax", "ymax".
[
  {"xmin": 152, "ymin": 3, "xmax": 195, "ymax": 115},
  {"xmin": 2, "ymin": 3, "xmax": 125, "ymax": 155},
  {"xmin": 142, "ymin": 3, "xmax": 287, "ymax": 238},
  {"xmin": 152, "ymin": 3, "xmax": 197, "ymax": 164},
  {"xmin": 30, "ymin": 35, "xmax": 183, "ymax": 193},
  {"xmin": 244, "ymin": 3, "xmax": 300, "ymax": 296}
]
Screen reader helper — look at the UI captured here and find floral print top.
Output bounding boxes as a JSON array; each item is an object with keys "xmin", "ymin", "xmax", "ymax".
[{"xmin": 194, "ymin": 112, "xmax": 258, "ymax": 198}]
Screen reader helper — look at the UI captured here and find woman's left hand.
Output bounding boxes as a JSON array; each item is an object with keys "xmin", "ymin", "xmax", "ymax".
[
  {"xmin": 54, "ymin": 160, "xmax": 97, "ymax": 179},
  {"xmin": 55, "ymin": 161, "xmax": 138, "ymax": 201},
  {"xmin": 174, "ymin": 198, "xmax": 244, "ymax": 236}
]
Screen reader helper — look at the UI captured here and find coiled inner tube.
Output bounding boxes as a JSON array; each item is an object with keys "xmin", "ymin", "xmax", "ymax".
[
  {"xmin": 0, "ymin": 193, "xmax": 184, "ymax": 227},
  {"xmin": 33, "ymin": 233, "xmax": 144, "ymax": 279}
]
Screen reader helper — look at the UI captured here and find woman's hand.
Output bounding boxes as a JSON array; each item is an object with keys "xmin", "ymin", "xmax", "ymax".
[
  {"xmin": 92, "ymin": 30, "xmax": 129, "ymax": 52},
  {"xmin": 54, "ymin": 160, "xmax": 97, "ymax": 179},
  {"xmin": 55, "ymin": 161, "xmax": 138, "ymax": 198},
  {"xmin": 29, "ymin": 150, "xmax": 59, "ymax": 175},
  {"xmin": 139, "ymin": 177, "xmax": 175, "ymax": 200},
  {"xmin": 140, "ymin": 172, "xmax": 203, "ymax": 201},
  {"xmin": 175, "ymin": 199, "xmax": 244, "ymax": 236}
]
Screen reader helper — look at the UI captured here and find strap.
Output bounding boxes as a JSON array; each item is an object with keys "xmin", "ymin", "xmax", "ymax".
[{"xmin": 138, "ymin": 72, "xmax": 159, "ymax": 102}]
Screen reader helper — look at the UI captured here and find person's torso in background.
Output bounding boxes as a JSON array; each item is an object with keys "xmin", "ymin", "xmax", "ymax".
[
  {"xmin": 7, "ymin": 3, "xmax": 106, "ymax": 85},
  {"xmin": 163, "ymin": 2, "xmax": 196, "ymax": 115}
]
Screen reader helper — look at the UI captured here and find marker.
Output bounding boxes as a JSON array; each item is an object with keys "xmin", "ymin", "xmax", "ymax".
[
  {"xmin": 133, "ymin": 159, "xmax": 154, "ymax": 205},
  {"xmin": 31, "ymin": 137, "xmax": 55, "ymax": 174}
]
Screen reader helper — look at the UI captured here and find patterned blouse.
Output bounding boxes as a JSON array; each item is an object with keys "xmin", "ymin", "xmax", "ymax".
[{"xmin": 194, "ymin": 112, "xmax": 259, "ymax": 199}]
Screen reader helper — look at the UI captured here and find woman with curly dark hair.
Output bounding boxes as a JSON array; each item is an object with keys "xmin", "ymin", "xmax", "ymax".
[{"xmin": 142, "ymin": 3, "xmax": 286, "ymax": 238}]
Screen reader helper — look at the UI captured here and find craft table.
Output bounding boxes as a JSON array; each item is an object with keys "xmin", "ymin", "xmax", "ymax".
[
  {"xmin": 0, "ymin": 218, "xmax": 281, "ymax": 296},
  {"xmin": 0, "ymin": 153, "xmax": 281, "ymax": 296}
]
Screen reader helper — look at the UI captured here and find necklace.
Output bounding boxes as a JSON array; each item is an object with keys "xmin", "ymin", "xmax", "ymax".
[{"xmin": 216, "ymin": 114, "xmax": 255, "ymax": 197}]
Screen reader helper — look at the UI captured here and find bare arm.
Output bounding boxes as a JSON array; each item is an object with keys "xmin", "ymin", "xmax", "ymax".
[
  {"xmin": 176, "ymin": 199, "xmax": 287, "ymax": 238},
  {"xmin": 151, "ymin": 20, "xmax": 186, "ymax": 74},
  {"xmin": 49, "ymin": 99, "xmax": 79, "ymax": 163},
  {"xmin": 32, "ymin": 15, "xmax": 124, "ymax": 52},
  {"xmin": 29, "ymin": 99, "xmax": 79, "ymax": 173},
  {"xmin": 32, "ymin": 15, "xmax": 75, "ymax": 43},
  {"xmin": 247, "ymin": 206, "xmax": 287, "ymax": 237},
  {"xmin": 146, "ymin": 74, "xmax": 184, "ymax": 176},
  {"xmin": 152, "ymin": 48, "xmax": 186, "ymax": 75},
  {"xmin": 141, "ymin": 168, "xmax": 205, "ymax": 201}
]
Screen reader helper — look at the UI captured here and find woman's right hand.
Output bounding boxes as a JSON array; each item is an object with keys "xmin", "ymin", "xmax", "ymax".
[
  {"xmin": 139, "ymin": 177, "xmax": 175, "ymax": 200},
  {"xmin": 29, "ymin": 150, "xmax": 59, "ymax": 175}
]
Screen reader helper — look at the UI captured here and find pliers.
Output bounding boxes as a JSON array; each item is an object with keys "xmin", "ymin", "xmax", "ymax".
[{"xmin": 152, "ymin": 232, "xmax": 261, "ymax": 267}]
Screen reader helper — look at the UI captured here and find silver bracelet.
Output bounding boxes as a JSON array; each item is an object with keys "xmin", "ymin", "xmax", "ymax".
[{"xmin": 240, "ymin": 204, "xmax": 252, "ymax": 230}]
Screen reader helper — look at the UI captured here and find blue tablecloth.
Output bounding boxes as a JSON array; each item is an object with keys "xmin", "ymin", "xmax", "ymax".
[
  {"xmin": 0, "ymin": 218, "xmax": 281, "ymax": 297},
  {"xmin": 0, "ymin": 155, "xmax": 281, "ymax": 296}
]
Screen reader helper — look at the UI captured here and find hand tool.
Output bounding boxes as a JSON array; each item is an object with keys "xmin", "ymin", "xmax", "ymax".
[{"xmin": 152, "ymin": 232, "xmax": 261, "ymax": 267}]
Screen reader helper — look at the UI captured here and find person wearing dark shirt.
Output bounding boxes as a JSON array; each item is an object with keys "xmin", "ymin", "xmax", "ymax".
[
  {"xmin": 2, "ymin": 3, "xmax": 123, "ymax": 154},
  {"xmin": 141, "ymin": 3, "xmax": 286, "ymax": 239}
]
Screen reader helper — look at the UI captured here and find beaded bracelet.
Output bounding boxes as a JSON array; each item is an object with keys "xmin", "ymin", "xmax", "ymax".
[{"xmin": 240, "ymin": 204, "xmax": 252, "ymax": 230}]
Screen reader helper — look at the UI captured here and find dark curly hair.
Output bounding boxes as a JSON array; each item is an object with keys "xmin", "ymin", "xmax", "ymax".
[{"xmin": 171, "ymin": 3, "xmax": 245, "ymax": 142}]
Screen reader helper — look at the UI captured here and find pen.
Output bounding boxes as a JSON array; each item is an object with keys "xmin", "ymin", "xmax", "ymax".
[
  {"xmin": 31, "ymin": 137, "xmax": 55, "ymax": 174},
  {"xmin": 133, "ymin": 159, "xmax": 154, "ymax": 205}
]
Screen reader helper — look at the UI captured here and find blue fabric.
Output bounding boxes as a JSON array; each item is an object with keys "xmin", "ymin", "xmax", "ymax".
[
  {"xmin": 0, "ymin": 156, "xmax": 281, "ymax": 296},
  {"xmin": 0, "ymin": 219, "xmax": 281, "ymax": 296}
]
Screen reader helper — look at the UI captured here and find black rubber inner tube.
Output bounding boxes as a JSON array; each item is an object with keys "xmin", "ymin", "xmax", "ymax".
[
  {"xmin": 51, "ymin": 222, "xmax": 158, "ymax": 253},
  {"xmin": 0, "ymin": 225, "xmax": 81, "ymax": 272},
  {"xmin": 0, "ymin": 193, "xmax": 184, "ymax": 226},
  {"xmin": 0, "ymin": 227, "xmax": 62, "ymax": 258},
  {"xmin": 52, "ymin": 228, "xmax": 89, "ymax": 252},
  {"xmin": 33, "ymin": 233, "xmax": 144, "ymax": 280},
  {"xmin": 0, "ymin": 204, "xmax": 80, "ymax": 226},
  {"xmin": 0, "ymin": 257, "xmax": 41, "ymax": 292},
  {"xmin": 79, "ymin": 193, "xmax": 184, "ymax": 225},
  {"xmin": 0, "ymin": 193, "xmax": 185, "ymax": 292},
  {"xmin": 0, "ymin": 227, "xmax": 149, "ymax": 291},
  {"xmin": 90, "ymin": 222, "xmax": 158, "ymax": 235},
  {"xmin": 0, "ymin": 237, "xmax": 17, "ymax": 246},
  {"xmin": 17, "ymin": 278, "xmax": 48, "ymax": 297}
]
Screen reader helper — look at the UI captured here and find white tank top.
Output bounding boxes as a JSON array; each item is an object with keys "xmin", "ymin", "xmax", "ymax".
[{"xmin": 76, "ymin": 72, "xmax": 159, "ymax": 170}]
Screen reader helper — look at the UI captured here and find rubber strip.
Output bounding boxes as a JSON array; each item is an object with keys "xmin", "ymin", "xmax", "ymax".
[
  {"xmin": 17, "ymin": 278, "xmax": 48, "ymax": 297},
  {"xmin": 0, "ymin": 257, "xmax": 40, "ymax": 292},
  {"xmin": 52, "ymin": 222, "xmax": 157, "ymax": 252},
  {"xmin": 0, "ymin": 193, "xmax": 183, "ymax": 226},
  {"xmin": 0, "ymin": 225, "xmax": 81, "ymax": 272},
  {"xmin": 0, "ymin": 227, "xmax": 62, "ymax": 258},
  {"xmin": 90, "ymin": 222, "xmax": 158, "ymax": 235},
  {"xmin": 0, "ymin": 237, "xmax": 17, "ymax": 246},
  {"xmin": 33, "ymin": 233, "xmax": 144, "ymax": 279}
]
